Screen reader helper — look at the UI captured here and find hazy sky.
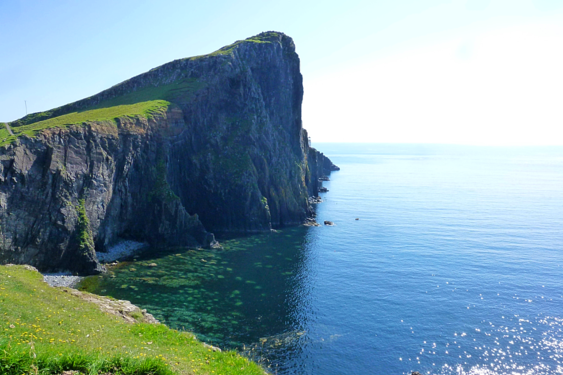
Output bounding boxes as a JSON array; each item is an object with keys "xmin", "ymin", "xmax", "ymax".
[{"xmin": 1, "ymin": 0, "xmax": 562, "ymax": 145}]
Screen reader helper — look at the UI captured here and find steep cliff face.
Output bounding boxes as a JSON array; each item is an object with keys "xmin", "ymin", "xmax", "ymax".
[{"xmin": 0, "ymin": 32, "xmax": 338, "ymax": 274}]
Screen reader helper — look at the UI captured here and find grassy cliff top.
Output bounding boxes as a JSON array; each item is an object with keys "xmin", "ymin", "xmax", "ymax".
[
  {"xmin": 0, "ymin": 100, "xmax": 169, "ymax": 147},
  {"xmin": 2, "ymin": 32, "xmax": 288, "ymax": 147},
  {"xmin": 1, "ymin": 78, "xmax": 205, "ymax": 147},
  {"xmin": 190, "ymin": 31, "xmax": 284, "ymax": 60},
  {"xmin": 0, "ymin": 265, "xmax": 264, "ymax": 375}
]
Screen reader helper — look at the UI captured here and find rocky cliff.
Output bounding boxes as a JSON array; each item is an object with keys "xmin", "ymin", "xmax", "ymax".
[{"xmin": 0, "ymin": 32, "xmax": 338, "ymax": 274}]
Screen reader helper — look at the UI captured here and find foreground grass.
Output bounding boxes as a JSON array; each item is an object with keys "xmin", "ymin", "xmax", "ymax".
[{"xmin": 0, "ymin": 265, "xmax": 265, "ymax": 375}]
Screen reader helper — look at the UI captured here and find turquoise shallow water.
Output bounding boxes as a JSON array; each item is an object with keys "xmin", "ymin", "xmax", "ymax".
[{"xmin": 81, "ymin": 144, "xmax": 563, "ymax": 374}]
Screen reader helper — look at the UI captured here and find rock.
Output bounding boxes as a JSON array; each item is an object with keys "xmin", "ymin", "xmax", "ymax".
[
  {"xmin": 307, "ymin": 146, "xmax": 339, "ymax": 198},
  {"xmin": 308, "ymin": 196, "xmax": 323, "ymax": 204},
  {"xmin": 6, "ymin": 264, "xmax": 38, "ymax": 272},
  {"xmin": 43, "ymin": 273, "xmax": 83, "ymax": 288},
  {"xmin": 203, "ymin": 343, "xmax": 222, "ymax": 352},
  {"xmin": 318, "ymin": 176, "xmax": 330, "ymax": 181},
  {"xmin": 60, "ymin": 288, "xmax": 159, "ymax": 324},
  {"xmin": 97, "ymin": 240, "xmax": 148, "ymax": 263},
  {"xmin": 148, "ymin": 263, "xmax": 157, "ymax": 267},
  {"xmin": 0, "ymin": 32, "xmax": 338, "ymax": 274},
  {"xmin": 247, "ymin": 330, "xmax": 306, "ymax": 351},
  {"xmin": 355, "ymin": 218, "xmax": 359, "ymax": 220},
  {"xmin": 412, "ymin": 372, "xmax": 422, "ymax": 375},
  {"xmin": 303, "ymin": 218, "xmax": 321, "ymax": 227},
  {"xmin": 319, "ymin": 187, "xmax": 329, "ymax": 193},
  {"xmin": 324, "ymin": 221, "xmax": 334, "ymax": 226}
]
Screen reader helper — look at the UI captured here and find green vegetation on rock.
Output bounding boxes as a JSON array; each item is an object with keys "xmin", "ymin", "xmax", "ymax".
[
  {"xmin": 89, "ymin": 78, "xmax": 205, "ymax": 109},
  {"xmin": 76, "ymin": 199, "xmax": 94, "ymax": 253},
  {"xmin": 0, "ymin": 101, "xmax": 169, "ymax": 147},
  {"xmin": 2, "ymin": 77, "xmax": 206, "ymax": 148},
  {"xmin": 0, "ymin": 265, "xmax": 265, "ymax": 374},
  {"xmin": 149, "ymin": 160, "xmax": 180, "ymax": 203},
  {"xmin": 1, "ymin": 31, "xmax": 284, "ymax": 148},
  {"xmin": 190, "ymin": 32, "xmax": 279, "ymax": 60},
  {"xmin": 0, "ymin": 123, "xmax": 16, "ymax": 146}
]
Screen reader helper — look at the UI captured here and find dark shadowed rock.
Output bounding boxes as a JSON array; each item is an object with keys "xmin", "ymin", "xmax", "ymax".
[{"xmin": 0, "ymin": 32, "xmax": 337, "ymax": 274}]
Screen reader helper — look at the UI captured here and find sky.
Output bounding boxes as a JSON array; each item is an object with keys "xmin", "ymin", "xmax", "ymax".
[{"xmin": 1, "ymin": 0, "xmax": 562, "ymax": 145}]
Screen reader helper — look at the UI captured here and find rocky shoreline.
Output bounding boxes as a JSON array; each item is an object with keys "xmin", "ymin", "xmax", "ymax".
[
  {"xmin": 43, "ymin": 273, "xmax": 83, "ymax": 288},
  {"xmin": 96, "ymin": 240, "xmax": 148, "ymax": 263},
  {"xmin": 42, "ymin": 240, "xmax": 148, "ymax": 288}
]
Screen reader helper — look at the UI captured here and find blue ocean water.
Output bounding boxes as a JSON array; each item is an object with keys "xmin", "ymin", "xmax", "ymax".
[{"xmin": 82, "ymin": 143, "xmax": 563, "ymax": 374}]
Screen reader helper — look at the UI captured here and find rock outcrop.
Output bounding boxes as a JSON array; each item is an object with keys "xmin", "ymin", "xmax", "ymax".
[{"xmin": 0, "ymin": 32, "xmax": 338, "ymax": 274}]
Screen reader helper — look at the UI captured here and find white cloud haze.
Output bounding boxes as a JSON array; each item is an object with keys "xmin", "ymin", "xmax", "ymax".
[{"xmin": 304, "ymin": 20, "xmax": 563, "ymax": 145}]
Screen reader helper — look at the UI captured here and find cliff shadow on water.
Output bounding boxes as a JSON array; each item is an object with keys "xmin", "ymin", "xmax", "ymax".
[{"xmin": 0, "ymin": 31, "xmax": 338, "ymax": 274}]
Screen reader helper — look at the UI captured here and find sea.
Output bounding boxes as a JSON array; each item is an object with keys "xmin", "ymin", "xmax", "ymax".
[{"xmin": 80, "ymin": 143, "xmax": 563, "ymax": 374}]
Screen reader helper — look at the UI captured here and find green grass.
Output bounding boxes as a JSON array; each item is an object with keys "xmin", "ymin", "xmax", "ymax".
[
  {"xmin": 196, "ymin": 38, "xmax": 270, "ymax": 59},
  {"xmin": 190, "ymin": 32, "xmax": 279, "ymax": 60},
  {"xmin": 86, "ymin": 79, "xmax": 205, "ymax": 109},
  {"xmin": 0, "ymin": 265, "xmax": 265, "ymax": 375},
  {"xmin": 76, "ymin": 199, "xmax": 94, "ymax": 253},
  {"xmin": 0, "ymin": 101, "xmax": 169, "ymax": 148},
  {"xmin": 0, "ymin": 123, "xmax": 16, "ymax": 146},
  {"xmin": 2, "ymin": 78, "xmax": 206, "ymax": 148}
]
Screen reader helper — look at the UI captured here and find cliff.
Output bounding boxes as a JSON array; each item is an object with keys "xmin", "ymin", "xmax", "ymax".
[{"xmin": 0, "ymin": 32, "xmax": 338, "ymax": 275}]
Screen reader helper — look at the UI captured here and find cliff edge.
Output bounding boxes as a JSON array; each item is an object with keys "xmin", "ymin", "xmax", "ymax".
[{"xmin": 0, "ymin": 32, "xmax": 338, "ymax": 274}]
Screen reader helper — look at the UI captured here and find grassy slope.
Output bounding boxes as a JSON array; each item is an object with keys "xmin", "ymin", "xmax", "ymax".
[
  {"xmin": 0, "ymin": 101, "xmax": 169, "ymax": 147},
  {"xmin": 0, "ymin": 123, "xmax": 16, "ymax": 145},
  {"xmin": 189, "ymin": 33, "xmax": 273, "ymax": 60},
  {"xmin": 0, "ymin": 265, "xmax": 265, "ymax": 375},
  {"xmin": 2, "ymin": 32, "xmax": 284, "ymax": 148},
  {"xmin": 1, "ymin": 78, "xmax": 204, "ymax": 147}
]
